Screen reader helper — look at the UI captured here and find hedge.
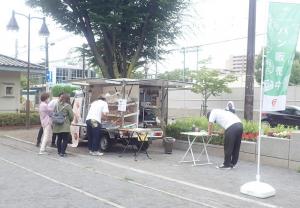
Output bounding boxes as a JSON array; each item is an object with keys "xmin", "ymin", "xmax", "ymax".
[
  {"xmin": 0, "ymin": 112, "xmax": 40, "ymax": 127},
  {"xmin": 166, "ymin": 117, "xmax": 224, "ymax": 145},
  {"xmin": 165, "ymin": 116, "xmax": 296, "ymax": 145},
  {"xmin": 51, "ymin": 84, "xmax": 79, "ymax": 97}
]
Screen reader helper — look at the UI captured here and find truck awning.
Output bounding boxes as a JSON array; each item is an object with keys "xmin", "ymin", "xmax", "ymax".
[{"xmin": 68, "ymin": 78, "xmax": 192, "ymax": 89}]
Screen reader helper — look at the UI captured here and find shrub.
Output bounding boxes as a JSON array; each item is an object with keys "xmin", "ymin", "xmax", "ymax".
[
  {"xmin": 51, "ymin": 84, "xmax": 79, "ymax": 97},
  {"xmin": 242, "ymin": 120, "xmax": 259, "ymax": 134},
  {"xmin": 0, "ymin": 112, "xmax": 40, "ymax": 127},
  {"xmin": 166, "ymin": 116, "xmax": 223, "ymax": 145},
  {"xmin": 166, "ymin": 117, "xmax": 296, "ymax": 144},
  {"xmin": 166, "ymin": 117, "xmax": 207, "ymax": 139},
  {"xmin": 265, "ymin": 124, "xmax": 295, "ymax": 139},
  {"xmin": 241, "ymin": 120, "xmax": 259, "ymax": 141}
]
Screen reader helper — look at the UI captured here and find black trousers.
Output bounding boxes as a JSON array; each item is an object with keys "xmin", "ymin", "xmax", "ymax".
[
  {"xmin": 86, "ymin": 120, "xmax": 102, "ymax": 152},
  {"xmin": 36, "ymin": 127, "xmax": 43, "ymax": 145},
  {"xmin": 36, "ymin": 126, "xmax": 57, "ymax": 145},
  {"xmin": 56, "ymin": 132, "xmax": 69, "ymax": 154},
  {"xmin": 223, "ymin": 122, "xmax": 243, "ymax": 166}
]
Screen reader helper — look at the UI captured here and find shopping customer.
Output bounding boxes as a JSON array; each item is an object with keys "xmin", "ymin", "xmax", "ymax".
[
  {"xmin": 38, "ymin": 92, "xmax": 53, "ymax": 154},
  {"xmin": 36, "ymin": 92, "xmax": 64, "ymax": 147},
  {"xmin": 86, "ymin": 96, "xmax": 109, "ymax": 156},
  {"xmin": 52, "ymin": 93, "xmax": 74, "ymax": 157}
]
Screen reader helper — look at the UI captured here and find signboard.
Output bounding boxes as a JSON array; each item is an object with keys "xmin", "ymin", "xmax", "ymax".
[
  {"xmin": 118, "ymin": 99, "xmax": 127, "ymax": 112},
  {"xmin": 46, "ymin": 70, "xmax": 52, "ymax": 83},
  {"xmin": 263, "ymin": 2, "xmax": 300, "ymax": 111}
]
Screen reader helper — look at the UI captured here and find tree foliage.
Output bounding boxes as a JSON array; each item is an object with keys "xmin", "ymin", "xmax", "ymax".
[
  {"xmin": 20, "ymin": 75, "xmax": 43, "ymax": 90},
  {"xmin": 26, "ymin": 0, "xmax": 187, "ymax": 78},
  {"xmin": 158, "ymin": 68, "xmax": 192, "ymax": 81},
  {"xmin": 191, "ymin": 69, "xmax": 236, "ymax": 115},
  {"xmin": 51, "ymin": 84, "xmax": 79, "ymax": 97},
  {"xmin": 255, "ymin": 50, "xmax": 300, "ymax": 85}
]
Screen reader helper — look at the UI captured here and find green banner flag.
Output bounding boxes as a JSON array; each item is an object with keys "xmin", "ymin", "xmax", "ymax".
[{"xmin": 263, "ymin": 2, "xmax": 300, "ymax": 111}]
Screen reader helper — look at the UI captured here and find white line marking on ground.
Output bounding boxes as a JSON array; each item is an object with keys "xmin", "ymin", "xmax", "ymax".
[
  {"xmin": 0, "ymin": 155, "xmax": 125, "ymax": 208},
  {"xmin": 0, "ymin": 137, "xmax": 218, "ymax": 208},
  {"xmin": 3, "ymin": 135, "xmax": 279, "ymax": 208},
  {"xmin": 97, "ymin": 160, "xmax": 278, "ymax": 208}
]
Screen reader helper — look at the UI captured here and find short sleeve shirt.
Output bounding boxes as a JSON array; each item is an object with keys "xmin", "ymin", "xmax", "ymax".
[
  {"xmin": 86, "ymin": 100, "xmax": 109, "ymax": 123},
  {"xmin": 209, "ymin": 109, "xmax": 241, "ymax": 130},
  {"xmin": 48, "ymin": 99, "xmax": 58, "ymax": 111}
]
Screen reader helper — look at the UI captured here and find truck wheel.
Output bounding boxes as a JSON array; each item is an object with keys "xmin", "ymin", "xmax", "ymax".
[
  {"xmin": 100, "ymin": 135, "xmax": 111, "ymax": 152},
  {"xmin": 79, "ymin": 126, "xmax": 87, "ymax": 140},
  {"xmin": 136, "ymin": 141, "xmax": 149, "ymax": 151}
]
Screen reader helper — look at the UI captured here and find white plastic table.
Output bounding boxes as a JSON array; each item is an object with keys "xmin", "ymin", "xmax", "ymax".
[{"xmin": 180, "ymin": 131, "xmax": 214, "ymax": 166}]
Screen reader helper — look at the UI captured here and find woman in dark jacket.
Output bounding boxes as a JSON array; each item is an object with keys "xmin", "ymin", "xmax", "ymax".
[{"xmin": 52, "ymin": 93, "xmax": 74, "ymax": 157}]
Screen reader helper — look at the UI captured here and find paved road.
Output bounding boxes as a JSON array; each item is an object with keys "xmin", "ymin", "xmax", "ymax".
[{"xmin": 0, "ymin": 129, "xmax": 299, "ymax": 208}]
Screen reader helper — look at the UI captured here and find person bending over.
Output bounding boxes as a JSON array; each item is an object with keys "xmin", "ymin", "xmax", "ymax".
[{"xmin": 207, "ymin": 109, "xmax": 243, "ymax": 169}]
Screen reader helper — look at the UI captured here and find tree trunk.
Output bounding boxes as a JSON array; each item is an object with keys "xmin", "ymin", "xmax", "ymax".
[
  {"xmin": 64, "ymin": 0, "xmax": 110, "ymax": 78},
  {"xmin": 127, "ymin": 0, "xmax": 157, "ymax": 77}
]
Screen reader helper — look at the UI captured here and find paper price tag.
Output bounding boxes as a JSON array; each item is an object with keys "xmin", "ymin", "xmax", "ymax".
[{"xmin": 118, "ymin": 99, "xmax": 127, "ymax": 112}]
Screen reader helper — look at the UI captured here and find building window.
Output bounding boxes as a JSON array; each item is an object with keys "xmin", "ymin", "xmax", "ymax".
[
  {"xmin": 2, "ymin": 83, "xmax": 15, "ymax": 97},
  {"xmin": 56, "ymin": 68, "xmax": 69, "ymax": 83},
  {"xmin": 6, "ymin": 86, "xmax": 13, "ymax": 96}
]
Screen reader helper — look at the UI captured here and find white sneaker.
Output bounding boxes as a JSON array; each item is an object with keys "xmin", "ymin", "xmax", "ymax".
[
  {"xmin": 38, "ymin": 151, "xmax": 47, "ymax": 155},
  {"xmin": 93, "ymin": 151, "xmax": 104, "ymax": 156},
  {"xmin": 89, "ymin": 150, "xmax": 93, "ymax": 155}
]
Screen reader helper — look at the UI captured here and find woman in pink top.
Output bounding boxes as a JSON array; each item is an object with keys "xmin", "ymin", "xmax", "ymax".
[{"xmin": 38, "ymin": 92, "xmax": 53, "ymax": 154}]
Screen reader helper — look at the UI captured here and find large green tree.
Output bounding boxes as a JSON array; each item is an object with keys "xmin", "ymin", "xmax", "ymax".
[
  {"xmin": 158, "ymin": 68, "xmax": 192, "ymax": 81},
  {"xmin": 192, "ymin": 69, "xmax": 236, "ymax": 115},
  {"xmin": 26, "ymin": 0, "xmax": 187, "ymax": 78},
  {"xmin": 255, "ymin": 50, "xmax": 300, "ymax": 85}
]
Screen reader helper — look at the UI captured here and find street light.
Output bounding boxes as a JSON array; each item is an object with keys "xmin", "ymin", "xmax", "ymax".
[{"xmin": 7, "ymin": 10, "xmax": 50, "ymax": 128}]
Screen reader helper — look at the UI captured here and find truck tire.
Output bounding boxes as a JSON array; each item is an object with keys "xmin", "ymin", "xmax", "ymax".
[
  {"xmin": 79, "ymin": 126, "xmax": 88, "ymax": 140},
  {"xmin": 136, "ymin": 141, "xmax": 149, "ymax": 151},
  {"xmin": 100, "ymin": 135, "xmax": 111, "ymax": 152}
]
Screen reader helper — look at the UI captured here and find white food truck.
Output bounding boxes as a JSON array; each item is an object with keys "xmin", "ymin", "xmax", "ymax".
[{"xmin": 69, "ymin": 78, "xmax": 187, "ymax": 151}]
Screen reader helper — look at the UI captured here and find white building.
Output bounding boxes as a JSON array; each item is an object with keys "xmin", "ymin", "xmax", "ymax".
[
  {"xmin": 225, "ymin": 55, "xmax": 247, "ymax": 72},
  {"xmin": 0, "ymin": 54, "xmax": 44, "ymax": 112}
]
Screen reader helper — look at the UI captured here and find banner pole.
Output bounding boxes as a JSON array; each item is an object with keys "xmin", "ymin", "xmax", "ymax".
[
  {"xmin": 256, "ymin": 47, "xmax": 265, "ymax": 183},
  {"xmin": 240, "ymin": 0, "xmax": 275, "ymax": 198}
]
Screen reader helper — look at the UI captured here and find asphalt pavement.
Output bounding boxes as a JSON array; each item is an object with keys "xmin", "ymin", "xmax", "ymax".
[{"xmin": 0, "ymin": 127, "xmax": 299, "ymax": 208}]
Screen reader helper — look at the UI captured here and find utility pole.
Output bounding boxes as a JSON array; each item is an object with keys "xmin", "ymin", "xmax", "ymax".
[
  {"xmin": 183, "ymin": 47, "xmax": 186, "ymax": 81},
  {"xmin": 82, "ymin": 51, "xmax": 86, "ymax": 79},
  {"xmin": 155, "ymin": 34, "xmax": 158, "ymax": 78},
  {"xmin": 45, "ymin": 37, "xmax": 49, "ymax": 90},
  {"xmin": 15, "ymin": 39, "xmax": 18, "ymax": 58},
  {"xmin": 144, "ymin": 63, "xmax": 149, "ymax": 79},
  {"xmin": 244, "ymin": 0, "xmax": 256, "ymax": 120},
  {"xmin": 196, "ymin": 46, "xmax": 199, "ymax": 70}
]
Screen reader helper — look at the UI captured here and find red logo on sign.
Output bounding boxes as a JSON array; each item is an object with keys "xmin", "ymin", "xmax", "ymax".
[{"xmin": 272, "ymin": 99, "xmax": 277, "ymax": 107}]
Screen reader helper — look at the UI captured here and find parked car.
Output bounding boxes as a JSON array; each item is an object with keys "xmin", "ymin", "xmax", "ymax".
[{"xmin": 262, "ymin": 105, "xmax": 300, "ymax": 127}]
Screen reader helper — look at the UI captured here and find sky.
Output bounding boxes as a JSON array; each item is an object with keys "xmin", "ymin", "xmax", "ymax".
[
  {"xmin": 0, "ymin": 0, "xmax": 85, "ymax": 68},
  {"xmin": 0, "ymin": 0, "xmax": 299, "ymax": 74}
]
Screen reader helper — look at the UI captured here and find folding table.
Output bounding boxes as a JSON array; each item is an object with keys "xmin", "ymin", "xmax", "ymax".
[
  {"xmin": 180, "ymin": 131, "xmax": 214, "ymax": 166},
  {"xmin": 119, "ymin": 128, "xmax": 151, "ymax": 161}
]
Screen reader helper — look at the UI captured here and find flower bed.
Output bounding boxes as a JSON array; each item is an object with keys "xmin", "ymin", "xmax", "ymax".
[
  {"xmin": 167, "ymin": 117, "xmax": 296, "ymax": 144},
  {"xmin": 242, "ymin": 132, "xmax": 258, "ymax": 142}
]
